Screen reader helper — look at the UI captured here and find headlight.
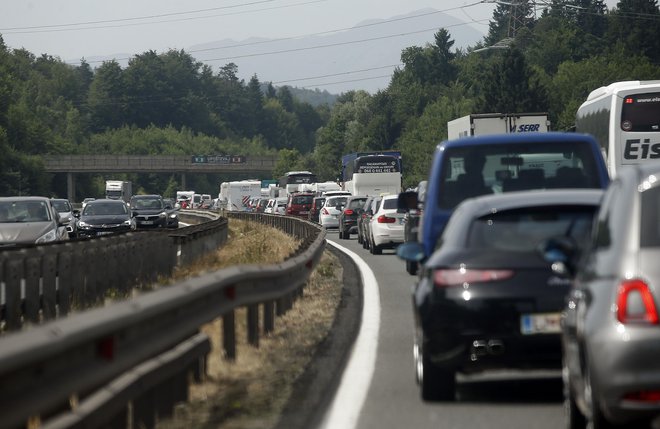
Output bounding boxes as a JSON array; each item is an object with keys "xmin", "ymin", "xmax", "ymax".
[
  {"xmin": 123, "ymin": 219, "xmax": 132, "ymax": 226},
  {"xmin": 169, "ymin": 213, "xmax": 178, "ymax": 219},
  {"xmin": 36, "ymin": 229, "xmax": 57, "ymax": 243},
  {"xmin": 78, "ymin": 221, "xmax": 90, "ymax": 228}
]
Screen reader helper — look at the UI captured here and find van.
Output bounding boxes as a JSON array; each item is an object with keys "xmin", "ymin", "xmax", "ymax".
[{"xmin": 398, "ymin": 132, "xmax": 610, "ymax": 259}]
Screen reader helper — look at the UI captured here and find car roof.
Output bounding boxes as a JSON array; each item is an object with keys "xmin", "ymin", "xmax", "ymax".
[
  {"xmin": 439, "ymin": 131, "xmax": 597, "ymax": 151},
  {"xmin": 132, "ymin": 194, "xmax": 161, "ymax": 199},
  {"xmin": 0, "ymin": 196, "xmax": 51, "ymax": 202},
  {"xmin": 87, "ymin": 199, "xmax": 126, "ymax": 205}
]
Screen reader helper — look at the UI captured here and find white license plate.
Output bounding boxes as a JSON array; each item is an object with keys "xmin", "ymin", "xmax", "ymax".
[
  {"xmin": 97, "ymin": 231, "xmax": 113, "ymax": 236},
  {"xmin": 521, "ymin": 312, "xmax": 561, "ymax": 335},
  {"xmin": 142, "ymin": 221, "xmax": 153, "ymax": 225}
]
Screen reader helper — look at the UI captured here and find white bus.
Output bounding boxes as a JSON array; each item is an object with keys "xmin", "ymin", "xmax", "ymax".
[
  {"xmin": 343, "ymin": 154, "xmax": 402, "ymax": 197},
  {"xmin": 576, "ymin": 80, "xmax": 660, "ymax": 177},
  {"xmin": 278, "ymin": 171, "xmax": 317, "ymax": 197}
]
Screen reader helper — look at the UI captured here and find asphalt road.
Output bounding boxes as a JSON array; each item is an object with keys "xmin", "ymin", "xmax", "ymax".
[{"xmin": 324, "ymin": 230, "xmax": 564, "ymax": 429}]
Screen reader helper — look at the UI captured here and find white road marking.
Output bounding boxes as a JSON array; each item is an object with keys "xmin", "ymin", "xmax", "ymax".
[{"xmin": 321, "ymin": 239, "xmax": 381, "ymax": 429}]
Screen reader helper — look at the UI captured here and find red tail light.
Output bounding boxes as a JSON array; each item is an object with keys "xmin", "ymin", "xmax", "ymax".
[
  {"xmin": 322, "ymin": 208, "xmax": 329, "ymax": 215},
  {"xmin": 434, "ymin": 268, "xmax": 514, "ymax": 287},
  {"xmin": 622, "ymin": 390, "xmax": 660, "ymax": 403},
  {"xmin": 616, "ymin": 279, "xmax": 659, "ymax": 324},
  {"xmin": 377, "ymin": 215, "xmax": 396, "ymax": 223},
  {"xmin": 344, "ymin": 209, "xmax": 354, "ymax": 215}
]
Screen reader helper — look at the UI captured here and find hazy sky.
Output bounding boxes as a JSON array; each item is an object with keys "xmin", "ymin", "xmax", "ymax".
[{"xmin": 1, "ymin": 0, "xmax": 619, "ymax": 62}]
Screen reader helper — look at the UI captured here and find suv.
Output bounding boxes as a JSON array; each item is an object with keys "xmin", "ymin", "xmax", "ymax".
[
  {"xmin": 338, "ymin": 196, "xmax": 367, "ymax": 239},
  {"xmin": 286, "ymin": 192, "xmax": 315, "ymax": 219},
  {"xmin": 308, "ymin": 197, "xmax": 326, "ymax": 223},
  {"xmin": 129, "ymin": 195, "xmax": 177, "ymax": 229}
]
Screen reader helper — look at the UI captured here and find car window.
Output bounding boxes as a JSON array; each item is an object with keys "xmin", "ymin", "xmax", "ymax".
[
  {"xmin": 348, "ymin": 198, "xmax": 367, "ymax": 209},
  {"xmin": 467, "ymin": 206, "xmax": 597, "ymax": 252},
  {"xmin": 132, "ymin": 198, "xmax": 163, "ymax": 210},
  {"xmin": 51, "ymin": 200, "xmax": 71, "ymax": 212},
  {"xmin": 382, "ymin": 198, "xmax": 397, "ymax": 210},
  {"xmin": 292, "ymin": 195, "xmax": 313, "ymax": 205}
]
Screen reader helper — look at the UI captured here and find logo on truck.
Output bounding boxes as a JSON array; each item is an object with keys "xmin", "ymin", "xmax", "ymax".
[
  {"xmin": 623, "ymin": 138, "xmax": 660, "ymax": 161},
  {"xmin": 510, "ymin": 124, "xmax": 541, "ymax": 132}
]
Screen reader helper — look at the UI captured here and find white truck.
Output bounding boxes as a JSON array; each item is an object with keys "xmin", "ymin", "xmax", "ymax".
[
  {"xmin": 223, "ymin": 180, "xmax": 262, "ymax": 212},
  {"xmin": 105, "ymin": 180, "xmax": 132, "ymax": 203},
  {"xmin": 447, "ymin": 113, "xmax": 550, "ymax": 140}
]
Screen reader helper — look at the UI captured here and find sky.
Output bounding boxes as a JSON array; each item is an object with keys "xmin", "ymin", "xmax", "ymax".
[{"xmin": 0, "ymin": 0, "xmax": 620, "ymax": 92}]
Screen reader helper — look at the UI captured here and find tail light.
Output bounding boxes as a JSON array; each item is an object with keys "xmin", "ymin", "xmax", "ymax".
[
  {"xmin": 434, "ymin": 268, "xmax": 514, "ymax": 287},
  {"xmin": 286, "ymin": 207, "xmax": 293, "ymax": 214},
  {"xmin": 377, "ymin": 215, "xmax": 396, "ymax": 223},
  {"xmin": 322, "ymin": 208, "xmax": 329, "ymax": 215},
  {"xmin": 616, "ymin": 279, "xmax": 659, "ymax": 324},
  {"xmin": 344, "ymin": 209, "xmax": 354, "ymax": 215},
  {"xmin": 622, "ymin": 390, "xmax": 660, "ymax": 403}
]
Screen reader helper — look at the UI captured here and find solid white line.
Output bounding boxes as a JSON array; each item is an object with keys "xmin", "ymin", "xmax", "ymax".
[{"xmin": 321, "ymin": 239, "xmax": 381, "ymax": 429}]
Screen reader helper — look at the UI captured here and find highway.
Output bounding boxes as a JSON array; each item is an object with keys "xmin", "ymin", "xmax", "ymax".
[{"xmin": 324, "ymin": 230, "xmax": 564, "ymax": 429}]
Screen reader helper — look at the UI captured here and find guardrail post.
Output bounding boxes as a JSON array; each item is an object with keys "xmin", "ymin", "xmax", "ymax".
[
  {"xmin": 57, "ymin": 245, "xmax": 73, "ymax": 317},
  {"xmin": 4, "ymin": 256, "xmax": 24, "ymax": 331},
  {"xmin": 263, "ymin": 300, "xmax": 275, "ymax": 334},
  {"xmin": 39, "ymin": 247, "xmax": 58, "ymax": 321},
  {"xmin": 24, "ymin": 249, "xmax": 42, "ymax": 325},
  {"xmin": 132, "ymin": 391, "xmax": 156, "ymax": 429},
  {"xmin": 247, "ymin": 304, "xmax": 259, "ymax": 347},
  {"xmin": 223, "ymin": 310, "xmax": 236, "ymax": 360}
]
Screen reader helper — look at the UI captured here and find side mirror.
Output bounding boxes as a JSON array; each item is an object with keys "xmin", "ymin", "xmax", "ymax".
[
  {"xmin": 397, "ymin": 241, "xmax": 425, "ymax": 262},
  {"xmin": 398, "ymin": 191, "xmax": 419, "ymax": 212}
]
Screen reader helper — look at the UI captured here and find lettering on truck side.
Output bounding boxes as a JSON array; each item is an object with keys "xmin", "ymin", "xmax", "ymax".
[
  {"xmin": 509, "ymin": 124, "xmax": 541, "ymax": 132},
  {"xmin": 623, "ymin": 139, "xmax": 660, "ymax": 161}
]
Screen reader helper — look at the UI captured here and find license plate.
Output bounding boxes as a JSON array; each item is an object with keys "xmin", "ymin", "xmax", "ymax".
[
  {"xmin": 300, "ymin": 211, "xmax": 309, "ymax": 215},
  {"xmin": 521, "ymin": 312, "xmax": 561, "ymax": 334},
  {"xmin": 97, "ymin": 231, "xmax": 113, "ymax": 236},
  {"xmin": 142, "ymin": 221, "xmax": 153, "ymax": 225}
]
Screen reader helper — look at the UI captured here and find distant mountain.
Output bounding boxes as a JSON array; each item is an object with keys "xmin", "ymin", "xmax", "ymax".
[
  {"xmin": 188, "ymin": 9, "xmax": 485, "ymax": 95},
  {"xmin": 78, "ymin": 9, "xmax": 485, "ymax": 97}
]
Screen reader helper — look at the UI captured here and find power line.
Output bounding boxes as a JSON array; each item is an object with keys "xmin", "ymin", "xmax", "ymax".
[{"xmin": 271, "ymin": 64, "xmax": 402, "ymax": 84}]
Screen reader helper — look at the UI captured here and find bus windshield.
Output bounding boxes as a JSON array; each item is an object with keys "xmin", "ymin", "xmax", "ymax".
[{"xmin": 621, "ymin": 92, "xmax": 660, "ymax": 132}]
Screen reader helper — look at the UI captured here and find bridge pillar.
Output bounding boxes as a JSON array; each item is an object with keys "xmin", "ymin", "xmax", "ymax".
[{"xmin": 67, "ymin": 172, "xmax": 76, "ymax": 202}]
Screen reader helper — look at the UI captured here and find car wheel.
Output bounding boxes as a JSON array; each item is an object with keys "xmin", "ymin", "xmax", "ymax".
[
  {"xmin": 420, "ymin": 340, "xmax": 455, "ymax": 401},
  {"xmin": 406, "ymin": 260, "xmax": 418, "ymax": 276},
  {"xmin": 370, "ymin": 236, "xmax": 382, "ymax": 255},
  {"xmin": 564, "ymin": 360, "xmax": 587, "ymax": 429}
]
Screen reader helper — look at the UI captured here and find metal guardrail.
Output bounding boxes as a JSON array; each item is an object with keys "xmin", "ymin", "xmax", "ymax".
[
  {"xmin": 0, "ymin": 213, "xmax": 325, "ymax": 429},
  {"xmin": 0, "ymin": 216, "xmax": 229, "ymax": 332}
]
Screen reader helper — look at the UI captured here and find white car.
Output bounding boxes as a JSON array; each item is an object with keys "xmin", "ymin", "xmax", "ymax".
[
  {"xmin": 367, "ymin": 194, "xmax": 405, "ymax": 254},
  {"xmin": 274, "ymin": 197, "xmax": 288, "ymax": 215},
  {"xmin": 320, "ymin": 196, "xmax": 348, "ymax": 228},
  {"xmin": 264, "ymin": 198, "xmax": 276, "ymax": 214}
]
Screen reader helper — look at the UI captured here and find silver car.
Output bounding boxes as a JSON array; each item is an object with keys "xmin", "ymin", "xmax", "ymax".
[
  {"xmin": 547, "ymin": 164, "xmax": 660, "ymax": 428},
  {"xmin": 0, "ymin": 196, "xmax": 69, "ymax": 246}
]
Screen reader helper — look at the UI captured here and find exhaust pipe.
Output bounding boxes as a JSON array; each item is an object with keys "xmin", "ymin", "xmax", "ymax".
[
  {"xmin": 487, "ymin": 339, "xmax": 505, "ymax": 355},
  {"xmin": 470, "ymin": 340, "xmax": 488, "ymax": 361}
]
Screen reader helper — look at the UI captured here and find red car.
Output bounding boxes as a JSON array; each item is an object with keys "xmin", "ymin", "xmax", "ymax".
[{"xmin": 286, "ymin": 193, "xmax": 315, "ymax": 219}]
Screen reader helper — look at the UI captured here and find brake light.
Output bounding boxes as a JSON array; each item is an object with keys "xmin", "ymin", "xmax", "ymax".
[
  {"xmin": 616, "ymin": 279, "xmax": 659, "ymax": 324},
  {"xmin": 322, "ymin": 208, "xmax": 329, "ymax": 215},
  {"xmin": 622, "ymin": 390, "xmax": 660, "ymax": 403},
  {"xmin": 434, "ymin": 268, "xmax": 514, "ymax": 287},
  {"xmin": 344, "ymin": 209, "xmax": 354, "ymax": 215},
  {"xmin": 377, "ymin": 215, "xmax": 396, "ymax": 223}
]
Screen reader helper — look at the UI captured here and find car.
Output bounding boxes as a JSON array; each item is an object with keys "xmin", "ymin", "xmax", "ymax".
[
  {"xmin": 402, "ymin": 181, "xmax": 427, "ymax": 275},
  {"xmin": 286, "ymin": 192, "xmax": 315, "ymax": 219},
  {"xmin": 129, "ymin": 195, "xmax": 178, "ymax": 229},
  {"xmin": 367, "ymin": 194, "xmax": 405, "ymax": 254},
  {"xmin": 51, "ymin": 198, "xmax": 78, "ymax": 238},
  {"xmin": 264, "ymin": 198, "xmax": 276, "ymax": 214},
  {"xmin": 319, "ymin": 195, "xmax": 348, "ymax": 229},
  {"xmin": 397, "ymin": 189, "xmax": 603, "ymax": 402},
  {"xmin": 362, "ymin": 196, "xmax": 382, "ymax": 250},
  {"xmin": 357, "ymin": 196, "xmax": 376, "ymax": 246},
  {"xmin": 0, "ymin": 196, "xmax": 69, "ymax": 246},
  {"xmin": 81, "ymin": 197, "xmax": 95, "ymax": 209},
  {"xmin": 76, "ymin": 199, "xmax": 136, "ymax": 238},
  {"xmin": 254, "ymin": 198, "xmax": 269, "ymax": 213},
  {"xmin": 274, "ymin": 197, "xmax": 288, "ymax": 215},
  {"xmin": 543, "ymin": 164, "xmax": 660, "ymax": 429},
  {"xmin": 308, "ymin": 197, "xmax": 326, "ymax": 223},
  {"xmin": 338, "ymin": 196, "xmax": 368, "ymax": 239}
]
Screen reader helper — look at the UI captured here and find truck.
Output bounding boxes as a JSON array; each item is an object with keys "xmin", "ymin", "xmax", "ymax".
[
  {"xmin": 222, "ymin": 180, "xmax": 262, "ymax": 212},
  {"xmin": 105, "ymin": 180, "xmax": 132, "ymax": 203},
  {"xmin": 175, "ymin": 190, "xmax": 195, "ymax": 208},
  {"xmin": 447, "ymin": 113, "xmax": 550, "ymax": 140}
]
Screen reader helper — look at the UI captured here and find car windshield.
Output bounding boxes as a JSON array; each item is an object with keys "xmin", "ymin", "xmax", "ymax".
[
  {"xmin": 292, "ymin": 195, "xmax": 313, "ymax": 205},
  {"xmin": 51, "ymin": 200, "xmax": 71, "ymax": 212},
  {"xmin": 467, "ymin": 206, "xmax": 597, "ymax": 252},
  {"xmin": 0, "ymin": 201, "xmax": 51, "ymax": 223},
  {"xmin": 83, "ymin": 203, "xmax": 128, "ymax": 216},
  {"xmin": 132, "ymin": 198, "xmax": 163, "ymax": 210},
  {"xmin": 327, "ymin": 197, "xmax": 347, "ymax": 207},
  {"xmin": 348, "ymin": 198, "xmax": 367, "ymax": 209}
]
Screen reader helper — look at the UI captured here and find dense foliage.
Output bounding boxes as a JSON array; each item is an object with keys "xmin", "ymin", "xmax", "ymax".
[{"xmin": 2, "ymin": 0, "xmax": 659, "ymax": 197}]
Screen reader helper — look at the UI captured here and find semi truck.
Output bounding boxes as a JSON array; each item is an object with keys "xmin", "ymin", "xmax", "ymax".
[
  {"xmin": 447, "ymin": 113, "xmax": 550, "ymax": 140},
  {"xmin": 105, "ymin": 180, "xmax": 132, "ymax": 203}
]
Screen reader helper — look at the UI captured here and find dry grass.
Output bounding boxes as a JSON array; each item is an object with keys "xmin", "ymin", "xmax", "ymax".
[{"xmin": 157, "ymin": 219, "xmax": 343, "ymax": 429}]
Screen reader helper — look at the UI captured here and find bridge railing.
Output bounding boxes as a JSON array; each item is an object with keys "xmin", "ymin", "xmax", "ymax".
[{"xmin": 0, "ymin": 213, "xmax": 326, "ymax": 429}]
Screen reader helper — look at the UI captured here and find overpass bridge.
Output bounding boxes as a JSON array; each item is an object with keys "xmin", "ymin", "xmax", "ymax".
[{"xmin": 43, "ymin": 154, "xmax": 278, "ymax": 201}]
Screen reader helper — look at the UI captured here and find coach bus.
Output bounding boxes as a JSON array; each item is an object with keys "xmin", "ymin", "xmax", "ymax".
[
  {"xmin": 342, "ymin": 152, "xmax": 402, "ymax": 197},
  {"xmin": 576, "ymin": 80, "xmax": 660, "ymax": 177},
  {"xmin": 279, "ymin": 171, "xmax": 317, "ymax": 197}
]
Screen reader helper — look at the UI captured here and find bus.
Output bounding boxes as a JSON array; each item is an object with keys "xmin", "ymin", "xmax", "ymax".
[
  {"xmin": 279, "ymin": 171, "xmax": 317, "ymax": 197},
  {"xmin": 576, "ymin": 80, "xmax": 660, "ymax": 177},
  {"xmin": 342, "ymin": 152, "xmax": 402, "ymax": 197}
]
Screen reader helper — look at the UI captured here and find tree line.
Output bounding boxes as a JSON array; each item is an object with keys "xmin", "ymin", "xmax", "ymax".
[{"xmin": 1, "ymin": 0, "xmax": 659, "ymax": 198}]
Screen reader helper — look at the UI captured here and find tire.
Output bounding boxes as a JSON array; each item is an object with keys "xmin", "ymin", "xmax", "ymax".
[
  {"xmin": 358, "ymin": 232, "xmax": 363, "ymax": 244},
  {"xmin": 370, "ymin": 236, "xmax": 382, "ymax": 255},
  {"xmin": 420, "ymin": 341, "xmax": 455, "ymax": 401},
  {"xmin": 406, "ymin": 260, "xmax": 418, "ymax": 276}
]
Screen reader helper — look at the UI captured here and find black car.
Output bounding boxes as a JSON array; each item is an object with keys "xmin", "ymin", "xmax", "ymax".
[
  {"xmin": 397, "ymin": 189, "xmax": 603, "ymax": 401},
  {"xmin": 76, "ymin": 199, "xmax": 136, "ymax": 238},
  {"xmin": 338, "ymin": 196, "xmax": 367, "ymax": 239},
  {"xmin": 130, "ymin": 195, "xmax": 178, "ymax": 229}
]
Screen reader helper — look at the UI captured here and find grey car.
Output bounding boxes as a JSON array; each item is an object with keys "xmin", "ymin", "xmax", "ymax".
[
  {"xmin": 0, "ymin": 196, "xmax": 69, "ymax": 246},
  {"xmin": 546, "ymin": 164, "xmax": 660, "ymax": 428}
]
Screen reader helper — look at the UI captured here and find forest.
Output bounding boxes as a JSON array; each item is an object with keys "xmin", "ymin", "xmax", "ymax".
[{"xmin": 1, "ymin": 0, "xmax": 659, "ymax": 198}]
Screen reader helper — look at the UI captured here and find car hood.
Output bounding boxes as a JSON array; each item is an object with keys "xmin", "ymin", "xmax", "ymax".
[
  {"xmin": 79, "ymin": 215, "xmax": 130, "ymax": 225},
  {"xmin": 0, "ymin": 222, "xmax": 53, "ymax": 244},
  {"xmin": 132, "ymin": 208, "xmax": 164, "ymax": 215}
]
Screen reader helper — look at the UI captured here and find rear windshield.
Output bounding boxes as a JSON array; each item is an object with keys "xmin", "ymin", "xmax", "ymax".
[
  {"xmin": 439, "ymin": 141, "xmax": 602, "ymax": 210},
  {"xmin": 467, "ymin": 206, "xmax": 597, "ymax": 251},
  {"xmin": 84, "ymin": 202, "xmax": 128, "ymax": 216},
  {"xmin": 348, "ymin": 198, "xmax": 367, "ymax": 209},
  {"xmin": 292, "ymin": 195, "xmax": 313, "ymax": 205},
  {"xmin": 382, "ymin": 198, "xmax": 398, "ymax": 210},
  {"xmin": 621, "ymin": 92, "xmax": 660, "ymax": 132},
  {"xmin": 326, "ymin": 197, "xmax": 348, "ymax": 207}
]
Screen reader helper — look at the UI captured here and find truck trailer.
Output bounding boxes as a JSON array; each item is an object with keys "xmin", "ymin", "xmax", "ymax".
[
  {"xmin": 447, "ymin": 113, "xmax": 550, "ymax": 140},
  {"xmin": 105, "ymin": 180, "xmax": 132, "ymax": 203}
]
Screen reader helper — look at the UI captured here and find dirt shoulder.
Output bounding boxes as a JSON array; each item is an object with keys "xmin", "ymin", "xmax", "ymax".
[{"xmin": 157, "ymin": 219, "xmax": 360, "ymax": 429}]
